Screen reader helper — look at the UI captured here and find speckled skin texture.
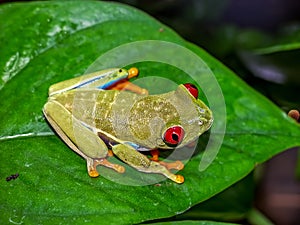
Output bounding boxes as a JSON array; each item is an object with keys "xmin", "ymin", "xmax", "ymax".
[{"xmin": 51, "ymin": 84, "xmax": 213, "ymax": 150}]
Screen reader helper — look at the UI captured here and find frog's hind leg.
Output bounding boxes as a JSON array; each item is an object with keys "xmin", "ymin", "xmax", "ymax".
[
  {"xmin": 150, "ymin": 149, "xmax": 184, "ymax": 171},
  {"xmin": 112, "ymin": 143, "xmax": 184, "ymax": 184},
  {"xmin": 43, "ymin": 101, "xmax": 125, "ymax": 177}
]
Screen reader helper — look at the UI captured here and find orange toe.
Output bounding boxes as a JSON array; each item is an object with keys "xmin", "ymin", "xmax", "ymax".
[
  {"xmin": 175, "ymin": 175, "xmax": 184, "ymax": 184},
  {"xmin": 88, "ymin": 169, "xmax": 99, "ymax": 178}
]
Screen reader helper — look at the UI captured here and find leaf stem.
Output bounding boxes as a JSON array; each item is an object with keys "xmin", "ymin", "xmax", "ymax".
[{"xmin": 247, "ymin": 208, "xmax": 274, "ymax": 225}]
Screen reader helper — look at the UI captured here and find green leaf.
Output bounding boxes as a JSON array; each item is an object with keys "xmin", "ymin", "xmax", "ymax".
[
  {"xmin": 176, "ymin": 173, "xmax": 255, "ymax": 221},
  {"xmin": 1, "ymin": 1, "xmax": 300, "ymax": 225},
  {"xmin": 247, "ymin": 208, "xmax": 274, "ymax": 225}
]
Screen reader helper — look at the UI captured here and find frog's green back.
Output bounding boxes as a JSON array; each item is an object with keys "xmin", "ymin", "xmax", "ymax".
[{"xmin": 51, "ymin": 86, "xmax": 212, "ymax": 150}]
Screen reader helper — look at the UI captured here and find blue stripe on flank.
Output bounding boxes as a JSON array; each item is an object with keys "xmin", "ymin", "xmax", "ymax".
[
  {"xmin": 76, "ymin": 76, "xmax": 103, "ymax": 88},
  {"xmin": 124, "ymin": 141, "xmax": 150, "ymax": 151},
  {"xmin": 99, "ymin": 79, "xmax": 119, "ymax": 89},
  {"xmin": 76, "ymin": 75, "xmax": 127, "ymax": 90}
]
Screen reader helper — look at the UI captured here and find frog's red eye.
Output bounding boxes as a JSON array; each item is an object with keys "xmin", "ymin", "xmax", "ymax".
[
  {"xmin": 163, "ymin": 126, "xmax": 185, "ymax": 146},
  {"xmin": 183, "ymin": 83, "xmax": 198, "ymax": 99}
]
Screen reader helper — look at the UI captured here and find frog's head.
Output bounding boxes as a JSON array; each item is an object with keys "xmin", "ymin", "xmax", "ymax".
[
  {"xmin": 156, "ymin": 83, "xmax": 213, "ymax": 149},
  {"xmin": 119, "ymin": 81, "xmax": 212, "ymax": 150}
]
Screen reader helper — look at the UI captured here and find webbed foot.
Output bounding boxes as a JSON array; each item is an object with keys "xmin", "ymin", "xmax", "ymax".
[
  {"xmin": 88, "ymin": 168, "xmax": 100, "ymax": 178},
  {"xmin": 148, "ymin": 161, "xmax": 185, "ymax": 184},
  {"xmin": 86, "ymin": 157, "xmax": 125, "ymax": 178},
  {"xmin": 107, "ymin": 149, "xmax": 114, "ymax": 157},
  {"xmin": 86, "ymin": 158, "xmax": 100, "ymax": 177},
  {"xmin": 174, "ymin": 174, "xmax": 185, "ymax": 184},
  {"xmin": 150, "ymin": 149, "xmax": 184, "ymax": 171}
]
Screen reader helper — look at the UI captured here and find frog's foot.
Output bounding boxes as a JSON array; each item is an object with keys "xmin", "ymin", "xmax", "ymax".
[
  {"xmin": 86, "ymin": 157, "xmax": 125, "ymax": 177},
  {"xmin": 148, "ymin": 161, "xmax": 184, "ymax": 184},
  {"xmin": 150, "ymin": 149, "xmax": 159, "ymax": 161},
  {"xmin": 173, "ymin": 174, "xmax": 185, "ymax": 184},
  {"xmin": 160, "ymin": 172, "xmax": 184, "ymax": 184},
  {"xmin": 150, "ymin": 149, "xmax": 184, "ymax": 171},
  {"xmin": 86, "ymin": 158, "xmax": 100, "ymax": 177},
  {"xmin": 107, "ymin": 149, "xmax": 114, "ymax": 157}
]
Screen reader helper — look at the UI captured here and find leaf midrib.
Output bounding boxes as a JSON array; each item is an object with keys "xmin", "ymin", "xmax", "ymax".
[{"xmin": 1, "ymin": 128, "xmax": 300, "ymax": 142}]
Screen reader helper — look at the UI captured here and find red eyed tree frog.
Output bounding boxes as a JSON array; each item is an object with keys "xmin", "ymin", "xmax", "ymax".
[{"xmin": 43, "ymin": 68, "xmax": 213, "ymax": 183}]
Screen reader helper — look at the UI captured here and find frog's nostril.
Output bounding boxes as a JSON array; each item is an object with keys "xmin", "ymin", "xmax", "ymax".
[
  {"xmin": 163, "ymin": 126, "xmax": 184, "ymax": 146},
  {"xmin": 183, "ymin": 83, "xmax": 198, "ymax": 99}
]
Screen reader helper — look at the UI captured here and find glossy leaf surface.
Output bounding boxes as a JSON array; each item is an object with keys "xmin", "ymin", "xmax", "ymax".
[{"xmin": 1, "ymin": 2, "xmax": 300, "ymax": 224}]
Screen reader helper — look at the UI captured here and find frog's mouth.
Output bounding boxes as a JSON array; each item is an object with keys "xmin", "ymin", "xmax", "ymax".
[{"xmin": 195, "ymin": 102, "xmax": 213, "ymax": 131}]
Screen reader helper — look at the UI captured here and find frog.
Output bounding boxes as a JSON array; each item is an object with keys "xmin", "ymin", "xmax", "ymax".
[{"xmin": 43, "ymin": 67, "xmax": 213, "ymax": 184}]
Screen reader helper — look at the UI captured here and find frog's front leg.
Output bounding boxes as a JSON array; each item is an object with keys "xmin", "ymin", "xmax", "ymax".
[
  {"xmin": 107, "ymin": 67, "xmax": 148, "ymax": 94},
  {"xmin": 43, "ymin": 101, "xmax": 125, "ymax": 177},
  {"xmin": 110, "ymin": 80, "xmax": 148, "ymax": 95},
  {"xmin": 49, "ymin": 67, "xmax": 145, "ymax": 96},
  {"xmin": 111, "ymin": 143, "xmax": 184, "ymax": 184},
  {"xmin": 150, "ymin": 149, "xmax": 184, "ymax": 171}
]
